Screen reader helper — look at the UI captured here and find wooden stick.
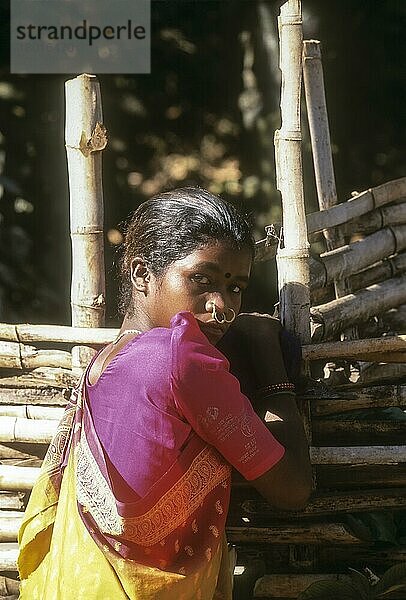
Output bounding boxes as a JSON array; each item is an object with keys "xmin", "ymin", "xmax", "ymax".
[
  {"xmin": 311, "ymin": 445, "xmax": 406, "ymax": 465},
  {"xmin": 311, "ymin": 385, "xmax": 406, "ymax": 416},
  {"xmin": 0, "ymin": 494, "xmax": 24, "ymax": 511},
  {"xmin": 339, "ymin": 201, "xmax": 406, "ymax": 237},
  {"xmin": 348, "ymin": 252, "xmax": 406, "ymax": 291},
  {"xmin": 0, "ymin": 323, "xmax": 116, "ymax": 345},
  {"xmin": 310, "ymin": 225, "xmax": 406, "ymax": 289},
  {"xmin": 0, "ymin": 342, "xmax": 71, "ymax": 370},
  {"xmin": 311, "ymin": 274, "xmax": 406, "ymax": 341},
  {"xmin": 254, "ymin": 574, "xmax": 351, "ymax": 598},
  {"xmin": 0, "ymin": 543, "xmax": 18, "ymax": 571},
  {"xmin": 275, "ymin": 0, "xmax": 311, "ymax": 343},
  {"xmin": 0, "ymin": 405, "xmax": 64, "ymax": 420},
  {"xmin": 0, "ymin": 465, "xmax": 40, "ymax": 491},
  {"xmin": 0, "ymin": 512, "xmax": 23, "ymax": 543},
  {"xmin": 227, "ymin": 523, "xmax": 363, "ymax": 545},
  {"xmin": 0, "ymin": 417, "xmax": 57, "ymax": 444},
  {"xmin": 0, "ymin": 368, "xmax": 79, "ymax": 390},
  {"xmin": 0, "ymin": 387, "xmax": 67, "ymax": 407},
  {"xmin": 65, "ymin": 74, "xmax": 107, "ymax": 371},
  {"xmin": 302, "ymin": 335, "xmax": 406, "ymax": 361},
  {"xmin": 314, "ymin": 420, "xmax": 406, "ymax": 446},
  {"xmin": 240, "ymin": 489, "xmax": 406, "ymax": 518}
]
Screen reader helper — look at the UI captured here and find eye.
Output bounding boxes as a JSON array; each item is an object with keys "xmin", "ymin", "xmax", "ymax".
[{"xmin": 191, "ymin": 274, "xmax": 211, "ymax": 285}]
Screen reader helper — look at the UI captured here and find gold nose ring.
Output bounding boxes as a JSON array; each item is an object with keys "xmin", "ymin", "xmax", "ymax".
[{"xmin": 210, "ymin": 302, "xmax": 236, "ymax": 324}]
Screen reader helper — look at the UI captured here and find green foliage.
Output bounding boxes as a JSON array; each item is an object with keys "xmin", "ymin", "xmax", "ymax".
[{"xmin": 298, "ymin": 564, "xmax": 406, "ymax": 600}]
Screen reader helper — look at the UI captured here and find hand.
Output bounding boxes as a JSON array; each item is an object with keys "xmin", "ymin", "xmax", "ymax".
[{"xmin": 218, "ymin": 312, "xmax": 289, "ymax": 393}]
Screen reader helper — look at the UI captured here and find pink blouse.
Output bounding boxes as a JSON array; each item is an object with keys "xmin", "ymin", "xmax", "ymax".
[{"xmin": 86, "ymin": 312, "xmax": 285, "ymax": 500}]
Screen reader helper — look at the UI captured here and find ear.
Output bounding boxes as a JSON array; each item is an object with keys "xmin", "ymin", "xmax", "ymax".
[{"xmin": 130, "ymin": 258, "xmax": 151, "ymax": 294}]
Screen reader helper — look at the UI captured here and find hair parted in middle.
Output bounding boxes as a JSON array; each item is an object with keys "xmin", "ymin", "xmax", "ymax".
[{"xmin": 118, "ymin": 186, "xmax": 255, "ymax": 316}]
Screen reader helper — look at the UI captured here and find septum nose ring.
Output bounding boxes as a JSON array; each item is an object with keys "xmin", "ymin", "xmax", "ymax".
[{"xmin": 210, "ymin": 302, "xmax": 236, "ymax": 324}]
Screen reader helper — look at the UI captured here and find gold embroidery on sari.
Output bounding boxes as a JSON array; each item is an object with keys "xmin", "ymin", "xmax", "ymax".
[{"xmin": 76, "ymin": 429, "xmax": 231, "ymax": 545}]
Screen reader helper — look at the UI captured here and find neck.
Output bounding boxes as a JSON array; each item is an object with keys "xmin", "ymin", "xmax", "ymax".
[{"xmin": 120, "ymin": 306, "xmax": 152, "ymax": 335}]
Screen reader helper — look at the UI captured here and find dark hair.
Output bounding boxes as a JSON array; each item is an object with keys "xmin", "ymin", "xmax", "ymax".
[{"xmin": 118, "ymin": 186, "xmax": 255, "ymax": 316}]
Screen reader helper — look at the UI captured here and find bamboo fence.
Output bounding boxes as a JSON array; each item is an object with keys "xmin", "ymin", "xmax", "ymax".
[{"xmin": 0, "ymin": 4, "xmax": 403, "ymax": 597}]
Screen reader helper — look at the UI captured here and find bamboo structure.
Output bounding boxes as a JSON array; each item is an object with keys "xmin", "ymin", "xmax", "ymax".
[
  {"xmin": 65, "ymin": 74, "xmax": 107, "ymax": 371},
  {"xmin": 274, "ymin": 0, "xmax": 311, "ymax": 343},
  {"xmin": 255, "ymin": 178, "xmax": 406, "ymax": 261}
]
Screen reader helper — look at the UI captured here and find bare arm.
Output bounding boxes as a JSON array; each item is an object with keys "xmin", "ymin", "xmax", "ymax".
[{"xmin": 218, "ymin": 313, "xmax": 312, "ymax": 510}]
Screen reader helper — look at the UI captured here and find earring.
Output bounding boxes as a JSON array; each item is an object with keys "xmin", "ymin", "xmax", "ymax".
[{"xmin": 210, "ymin": 303, "xmax": 236, "ymax": 324}]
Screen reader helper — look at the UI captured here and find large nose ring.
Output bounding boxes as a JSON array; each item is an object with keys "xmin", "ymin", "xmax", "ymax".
[{"xmin": 210, "ymin": 302, "xmax": 236, "ymax": 324}]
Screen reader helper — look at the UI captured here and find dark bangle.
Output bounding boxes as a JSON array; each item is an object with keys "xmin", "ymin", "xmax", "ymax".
[{"xmin": 256, "ymin": 382, "xmax": 295, "ymax": 398}]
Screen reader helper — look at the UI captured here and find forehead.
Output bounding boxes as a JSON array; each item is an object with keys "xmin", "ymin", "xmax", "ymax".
[{"xmin": 172, "ymin": 242, "xmax": 252, "ymax": 277}]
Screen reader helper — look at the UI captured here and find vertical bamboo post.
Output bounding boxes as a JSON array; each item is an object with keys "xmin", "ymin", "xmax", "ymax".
[
  {"xmin": 303, "ymin": 40, "xmax": 356, "ymax": 340},
  {"xmin": 275, "ymin": 0, "xmax": 311, "ymax": 344},
  {"xmin": 65, "ymin": 74, "xmax": 107, "ymax": 371}
]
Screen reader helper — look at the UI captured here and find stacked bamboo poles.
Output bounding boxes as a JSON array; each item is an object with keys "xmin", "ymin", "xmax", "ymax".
[
  {"xmin": 65, "ymin": 74, "xmax": 107, "ymax": 371},
  {"xmin": 274, "ymin": 0, "xmax": 311, "ymax": 344}
]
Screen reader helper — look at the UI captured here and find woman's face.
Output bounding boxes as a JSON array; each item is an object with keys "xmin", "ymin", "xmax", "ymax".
[{"xmin": 145, "ymin": 242, "xmax": 252, "ymax": 344}]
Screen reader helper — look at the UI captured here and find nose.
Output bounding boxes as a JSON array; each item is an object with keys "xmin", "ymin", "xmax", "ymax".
[{"xmin": 205, "ymin": 293, "xmax": 226, "ymax": 314}]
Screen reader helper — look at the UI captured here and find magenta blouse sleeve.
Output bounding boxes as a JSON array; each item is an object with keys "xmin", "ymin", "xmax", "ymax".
[{"xmin": 170, "ymin": 313, "xmax": 285, "ymax": 481}]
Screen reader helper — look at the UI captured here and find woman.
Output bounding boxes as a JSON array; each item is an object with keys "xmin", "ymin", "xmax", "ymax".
[{"xmin": 18, "ymin": 187, "xmax": 311, "ymax": 599}]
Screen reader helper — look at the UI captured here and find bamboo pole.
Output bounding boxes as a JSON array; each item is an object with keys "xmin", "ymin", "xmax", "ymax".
[
  {"xmin": 0, "ymin": 387, "xmax": 67, "ymax": 407},
  {"xmin": 275, "ymin": 0, "xmax": 310, "ymax": 343},
  {"xmin": 0, "ymin": 512, "xmax": 23, "ymax": 543},
  {"xmin": 0, "ymin": 323, "xmax": 116, "ymax": 345},
  {"xmin": 254, "ymin": 574, "xmax": 351, "ymax": 598},
  {"xmin": 0, "ymin": 417, "xmax": 57, "ymax": 444},
  {"xmin": 0, "ymin": 367, "xmax": 79, "ymax": 390},
  {"xmin": 302, "ymin": 335, "xmax": 406, "ymax": 361},
  {"xmin": 0, "ymin": 543, "xmax": 18, "ymax": 571},
  {"xmin": 311, "ymin": 445, "xmax": 406, "ymax": 465},
  {"xmin": 240, "ymin": 489, "xmax": 406, "ymax": 518},
  {"xmin": 227, "ymin": 523, "xmax": 363, "ymax": 545},
  {"xmin": 0, "ymin": 342, "xmax": 71, "ymax": 370},
  {"xmin": 0, "ymin": 494, "xmax": 24, "ymax": 511},
  {"xmin": 311, "ymin": 385, "xmax": 406, "ymax": 416},
  {"xmin": 0, "ymin": 405, "xmax": 64, "ymax": 420},
  {"xmin": 302, "ymin": 40, "xmax": 354, "ymax": 318},
  {"xmin": 309, "ymin": 225, "xmax": 406, "ymax": 289},
  {"xmin": 339, "ymin": 201, "xmax": 406, "ymax": 237},
  {"xmin": 314, "ymin": 420, "xmax": 406, "ymax": 446},
  {"xmin": 0, "ymin": 466, "xmax": 40, "ymax": 491},
  {"xmin": 348, "ymin": 252, "xmax": 406, "ymax": 292},
  {"xmin": 317, "ymin": 464, "xmax": 406, "ymax": 489},
  {"xmin": 311, "ymin": 274, "xmax": 406, "ymax": 341},
  {"xmin": 65, "ymin": 74, "xmax": 107, "ymax": 371}
]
